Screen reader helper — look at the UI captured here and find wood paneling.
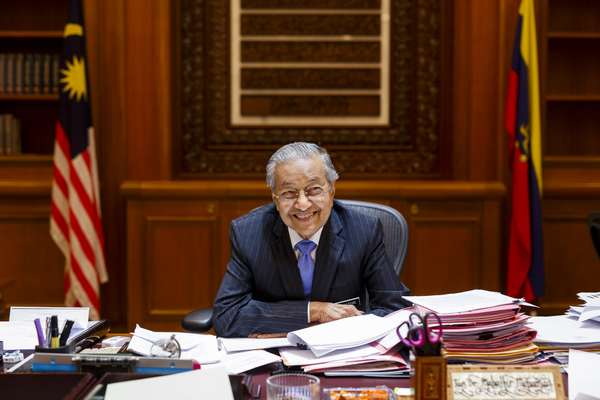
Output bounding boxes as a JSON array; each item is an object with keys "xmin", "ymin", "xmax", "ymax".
[
  {"xmin": 0, "ymin": 183, "xmax": 63, "ymax": 316},
  {"xmin": 123, "ymin": 181, "xmax": 504, "ymax": 331},
  {"xmin": 241, "ymin": 68, "xmax": 380, "ymax": 90},
  {"xmin": 241, "ymin": 15, "xmax": 381, "ymax": 36},
  {"xmin": 539, "ymin": 182, "xmax": 600, "ymax": 315},
  {"xmin": 241, "ymin": 42, "xmax": 381, "ymax": 62},
  {"xmin": 241, "ymin": 0, "xmax": 381, "ymax": 10},
  {"xmin": 240, "ymin": 95, "xmax": 380, "ymax": 116},
  {"xmin": 144, "ymin": 216, "xmax": 218, "ymax": 317}
]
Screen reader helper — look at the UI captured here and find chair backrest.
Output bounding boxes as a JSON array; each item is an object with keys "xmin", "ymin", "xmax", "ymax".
[
  {"xmin": 338, "ymin": 200, "xmax": 408, "ymax": 276},
  {"xmin": 589, "ymin": 213, "xmax": 600, "ymax": 259}
]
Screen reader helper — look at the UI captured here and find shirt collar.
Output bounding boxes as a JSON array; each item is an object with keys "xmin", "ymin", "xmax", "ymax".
[{"xmin": 288, "ymin": 226, "xmax": 323, "ymax": 250}]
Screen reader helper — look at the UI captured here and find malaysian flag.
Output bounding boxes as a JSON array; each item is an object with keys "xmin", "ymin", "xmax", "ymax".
[{"xmin": 50, "ymin": 0, "xmax": 107, "ymax": 320}]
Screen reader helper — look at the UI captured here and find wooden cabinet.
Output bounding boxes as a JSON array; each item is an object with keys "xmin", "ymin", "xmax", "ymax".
[
  {"xmin": 542, "ymin": 0, "xmax": 600, "ymax": 170},
  {"xmin": 539, "ymin": 0, "xmax": 600, "ymax": 313}
]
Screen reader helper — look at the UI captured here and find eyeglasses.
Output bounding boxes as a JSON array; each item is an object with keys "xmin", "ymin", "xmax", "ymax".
[
  {"xmin": 149, "ymin": 334, "xmax": 181, "ymax": 359},
  {"xmin": 273, "ymin": 184, "xmax": 330, "ymax": 203}
]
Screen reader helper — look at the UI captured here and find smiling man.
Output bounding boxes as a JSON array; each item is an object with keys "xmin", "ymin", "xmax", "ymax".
[{"xmin": 213, "ymin": 142, "xmax": 410, "ymax": 337}]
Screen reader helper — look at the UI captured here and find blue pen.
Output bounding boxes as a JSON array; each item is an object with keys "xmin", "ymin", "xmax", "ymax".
[{"xmin": 34, "ymin": 318, "xmax": 46, "ymax": 347}]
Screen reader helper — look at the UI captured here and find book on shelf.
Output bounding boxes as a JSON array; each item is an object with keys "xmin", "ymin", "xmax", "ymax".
[
  {"xmin": 0, "ymin": 52, "xmax": 60, "ymax": 95},
  {"xmin": 0, "ymin": 114, "xmax": 22, "ymax": 155}
]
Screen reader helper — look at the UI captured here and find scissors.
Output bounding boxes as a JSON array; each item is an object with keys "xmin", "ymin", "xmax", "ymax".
[{"xmin": 396, "ymin": 312, "xmax": 443, "ymax": 356}]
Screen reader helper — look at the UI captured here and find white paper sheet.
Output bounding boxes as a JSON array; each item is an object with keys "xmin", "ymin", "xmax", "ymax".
[
  {"xmin": 0, "ymin": 321, "xmax": 39, "ymax": 350},
  {"xmin": 287, "ymin": 314, "xmax": 392, "ymax": 357},
  {"xmin": 579, "ymin": 306, "xmax": 600, "ymax": 323},
  {"xmin": 280, "ymin": 344, "xmax": 380, "ymax": 366},
  {"xmin": 403, "ymin": 289, "xmax": 533, "ymax": 314},
  {"xmin": 219, "ymin": 337, "xmax": 293, "ymax": 353},
  {"xmin": 529, "ymin": 316, "xmax": 600, "ymax": 345},
  {"xmin": 216, "ymin": 349, "xmax": 281, "ymax": 374},
  {"xmin": 287, "ymin": 310, "xmax": 411, "ymax": 358},
  {"xmin": 9, "ymin": 306, "xmax": 89, "ymax": 329},
  {"xmin": 104, "ymin": 366, "xmax": 233, "ymax": 400},
  {"xmin": 128, "ymin": 325, "xmax": 221, "ymax": 364},
  {"xmin": 569, "ymin": 349, "xmax": 600, "ymax": 400}
]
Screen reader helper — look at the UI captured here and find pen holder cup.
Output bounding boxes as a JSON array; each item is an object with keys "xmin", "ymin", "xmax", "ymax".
[
  {"xmin": 35, "ymin": 343, "xmax": 75, "ymax": 354},
  {"xmin": 414, "ymin": 355, "xmax": 446, "ymax": 400}
]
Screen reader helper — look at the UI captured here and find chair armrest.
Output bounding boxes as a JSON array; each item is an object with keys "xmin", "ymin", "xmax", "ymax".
[{"xmin": 181, "ymin": 307, "xmax": 214, "ymax": 332}]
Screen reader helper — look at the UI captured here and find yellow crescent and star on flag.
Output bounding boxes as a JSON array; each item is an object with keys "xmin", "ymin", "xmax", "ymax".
[{"xmin": 60, "ymin": 23, "xmax": 87, "ymax": 102}]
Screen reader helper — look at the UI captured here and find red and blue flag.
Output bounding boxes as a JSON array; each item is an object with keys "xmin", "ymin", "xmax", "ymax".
[{"xmin": 505, "ymin": 0, "xmax": 543, "ymax": 302}]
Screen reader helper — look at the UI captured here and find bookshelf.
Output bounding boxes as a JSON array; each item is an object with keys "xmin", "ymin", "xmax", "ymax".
[
  {"xmin": 0, "ymin": 1, "xmax": 66, "ymax": 162},
  {"xmin": 542, "ymin": 0, "xmax": 600, "ymax": 161}
]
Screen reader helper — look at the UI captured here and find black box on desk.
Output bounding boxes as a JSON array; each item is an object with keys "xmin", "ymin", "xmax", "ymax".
[{"xmin": 0, "ymin": 372, "xmax": 96, "ymax": 400}]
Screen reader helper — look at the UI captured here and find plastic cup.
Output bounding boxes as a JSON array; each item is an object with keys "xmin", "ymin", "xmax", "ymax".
[{"xmin": 266, "ymin": 373, "xmax": 320, "ymax": 400}]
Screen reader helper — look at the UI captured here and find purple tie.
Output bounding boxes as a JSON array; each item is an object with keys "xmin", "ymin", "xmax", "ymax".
[{"xmin": 295, "ymin": 240, "xmax": 317, "ymax": 298}]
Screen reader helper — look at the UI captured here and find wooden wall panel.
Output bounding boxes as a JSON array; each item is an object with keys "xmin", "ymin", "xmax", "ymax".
[
  {"xmin": 145, "ymin": 217, "xmax": 218, "ymax": 317},
  {"xmin": 539, "ymin": 183, "xmax": 600, "ymax": 315},
  {"xmin": 405, "ymin": 204, "xmax": 481, "ymax": 295},
  {"xmin": 127, "ymin": 199, "xmax": 226, "ymax": 330},
  {"xmin": 0, "ymin": 188, "xmax": 64, "ymax": 318}
]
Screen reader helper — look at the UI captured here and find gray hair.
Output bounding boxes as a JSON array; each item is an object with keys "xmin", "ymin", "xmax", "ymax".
[{"xmin": 266, "ymin": 142, "xmax": 339, "ymax": 190}]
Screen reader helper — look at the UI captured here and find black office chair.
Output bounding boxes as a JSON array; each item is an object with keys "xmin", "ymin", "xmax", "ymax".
[
  {"xmin": 181, "ymin": 200, "xmax": 409, "ymax": 332},
  {"xmin": 589, "ymin": 213, "xmax": 600, "ymax": 259}
]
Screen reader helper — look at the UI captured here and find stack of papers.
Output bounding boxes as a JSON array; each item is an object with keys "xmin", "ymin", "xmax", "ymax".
[
  {"xmin": 280, "ymin": 309, "xmax": 413, "ymax": 377},
  {"xmin": 405, "ymin": 289, "xmax": 540, "ymax": 364},
  {"xmin": 530, "ymin": 292, "xmax": 600, "ymax": 365},
  {"xmin": 529, "ymin": 315, "xmax": 600, "ymax": 365},
  {"xmin": 566, "ymin": 292, "xmax": 600, "ymax": 323},
  {"xmin": 129, "ymin": 326, "xmax": 282, "ymax": 375}
]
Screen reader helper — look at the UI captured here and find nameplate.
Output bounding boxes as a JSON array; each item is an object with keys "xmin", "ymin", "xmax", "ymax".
[{"xmin": 447, "ymin": 365, "xmax": 565, "ymax": 400}]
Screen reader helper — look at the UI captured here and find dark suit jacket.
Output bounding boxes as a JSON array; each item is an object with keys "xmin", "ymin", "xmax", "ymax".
[{"xmin": 213, "ymin": 200, "xmax": 410, "ymax": 337}]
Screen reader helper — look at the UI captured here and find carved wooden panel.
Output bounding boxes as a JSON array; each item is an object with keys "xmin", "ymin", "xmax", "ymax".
[{"xmin": 178, "ymin": 0, "xmax": 449, "ymax": 177}]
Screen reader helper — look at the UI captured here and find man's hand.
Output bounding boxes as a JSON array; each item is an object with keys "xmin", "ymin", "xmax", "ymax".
[{"xmin": 309, "ymin": 301, "xmax": 363, "ymax": 323}]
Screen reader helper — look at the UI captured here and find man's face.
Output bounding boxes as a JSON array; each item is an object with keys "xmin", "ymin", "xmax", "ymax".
[{"xmin": 273, "ymin": 156, "xmax": 335, "ymax": 239}]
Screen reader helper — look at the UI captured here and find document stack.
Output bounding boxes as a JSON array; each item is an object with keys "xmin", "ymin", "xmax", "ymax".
[
  {"xmin": 528, "ymin": 292, "xmax": 600, "ymax": 365},
  {"xmin": 404, "ymin": 289, "xmax": 539, "ymax": 364},
  {"xmin": 280, "ymin": 310, "xmax": 413, "ymax": 377},
  {"xmin": 566, "ymin": 292, "xmax": 600, "ymax": 323}
]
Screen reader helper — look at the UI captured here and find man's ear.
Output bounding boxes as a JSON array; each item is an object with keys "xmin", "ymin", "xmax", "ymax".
[{"xmin": 330, "ymin": 183, "xmax": 336, "ymax": 197}]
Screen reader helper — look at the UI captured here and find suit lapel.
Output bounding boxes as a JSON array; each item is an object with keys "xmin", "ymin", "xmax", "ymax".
[
  {"xmin": 271, "ymin": 214, "xmax": 305, "ymax": 298},
  {"xmin": 311, "ymin": 208, "xmax": 345, "ymax": 300}
]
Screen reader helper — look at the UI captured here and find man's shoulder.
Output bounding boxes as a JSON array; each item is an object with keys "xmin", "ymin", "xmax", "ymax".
[{"xmin": 232, "ymin": 203, "xmax": 278, "ymax": 228}]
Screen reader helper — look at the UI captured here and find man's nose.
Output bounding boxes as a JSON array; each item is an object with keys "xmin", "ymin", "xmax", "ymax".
[{"xmin": 294, "ymin": 191, "xmax": 311, "ymax": 210}]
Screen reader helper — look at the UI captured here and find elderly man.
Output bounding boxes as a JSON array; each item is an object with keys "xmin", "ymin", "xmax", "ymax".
[{"xmin": 213, "ymin": 142, "xmax": 409, "ymax": 337}]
